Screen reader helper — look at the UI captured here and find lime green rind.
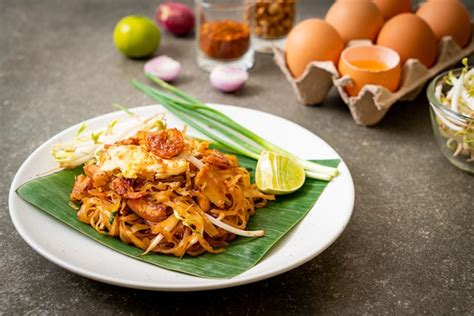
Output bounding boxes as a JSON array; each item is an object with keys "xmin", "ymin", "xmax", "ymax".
[{"xmin": 16, "ymin": 158, "xmax": 340, "ymax": 279}]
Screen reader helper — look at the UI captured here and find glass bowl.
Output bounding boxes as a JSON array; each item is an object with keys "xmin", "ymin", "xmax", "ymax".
[{"xmin": 426, "ymin": 67, "xmax": 474, "ymax": 173}]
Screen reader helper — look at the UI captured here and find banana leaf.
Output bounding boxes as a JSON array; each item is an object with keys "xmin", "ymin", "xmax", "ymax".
[{"xmin": 16, "ymin": 157, "xmax": 339, "ymax": 278}]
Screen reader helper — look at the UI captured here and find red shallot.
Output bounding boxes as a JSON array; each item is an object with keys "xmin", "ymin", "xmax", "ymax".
[
  {"xmin": 144, "ymin": 55, "xmax": 181, "ymax": 82},
  {"xmin": 209, "ymin": 66, "xmax": 249, "ymax": 92},
  {"xmin": 155, "ymin": 2, "xmax": 195, "ymax": 36}
]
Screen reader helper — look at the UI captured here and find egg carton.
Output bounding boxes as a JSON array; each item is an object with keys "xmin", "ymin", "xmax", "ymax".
[{"xmin": 273, "ymin": 24, "xmax": 474, "ymax": 126}]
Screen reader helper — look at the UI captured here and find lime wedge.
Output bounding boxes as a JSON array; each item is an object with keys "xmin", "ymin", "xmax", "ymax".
[{"xmin": 255, "ymin": 151, "xmax": 305, "ymax": 195}]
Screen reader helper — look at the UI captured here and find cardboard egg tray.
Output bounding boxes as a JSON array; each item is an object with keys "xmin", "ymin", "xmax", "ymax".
[{"xmin": 273, "ymin": 24, "xmax": 474, "ymax": 126}]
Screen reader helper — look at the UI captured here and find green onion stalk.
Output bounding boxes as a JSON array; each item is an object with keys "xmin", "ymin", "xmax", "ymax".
[{"xmin": 132, "ymin": 73, "xmax": 339, "ymax": 181}]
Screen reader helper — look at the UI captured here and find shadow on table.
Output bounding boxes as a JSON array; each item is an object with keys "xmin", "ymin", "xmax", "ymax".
[{"xmin": 77, "ymin": 238, "xmax": 349, "ymax": 315}]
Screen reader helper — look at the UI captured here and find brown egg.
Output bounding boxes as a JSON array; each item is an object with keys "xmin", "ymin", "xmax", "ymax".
[
  {"xmin": 416, "ymin": 1, "xmax": 471, "ymax": 47},
  {"xmin": 377, "ymin": 13, "xmax": 437, "ymax": 67},
  {"xmin": 372, "ymin": 0, "xmax": 412, "ymax": 20},
  {"xmin": 285, "ymin": 19, "xmax": 344, "ymax": 78},
  {"xmin": 326, "ymin": 0, "xmax": 384, "ymax": 42}
]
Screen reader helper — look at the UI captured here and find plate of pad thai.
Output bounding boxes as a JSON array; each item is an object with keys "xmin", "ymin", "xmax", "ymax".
[
  {"xmin": 69, "ymin": 124, "xmax": 274, "ymax": 257},
  {"xmin": 9, "ymin": 79, "xmax": 354, "ymax": 290}
]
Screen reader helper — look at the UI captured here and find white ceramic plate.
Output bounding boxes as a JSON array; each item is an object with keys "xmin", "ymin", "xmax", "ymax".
[{"xmin": 9, "ymin": 104, "xmax": 354, "ymax": 291}]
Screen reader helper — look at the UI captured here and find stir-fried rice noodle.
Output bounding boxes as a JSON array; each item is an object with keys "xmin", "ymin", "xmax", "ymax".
[{"xmin": 70, "ymin": 127, "xmax": 274, "ymax": 257}]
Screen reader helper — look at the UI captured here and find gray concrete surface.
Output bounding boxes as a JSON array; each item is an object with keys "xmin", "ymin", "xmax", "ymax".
[{"xmin": 1, "ymin": 0, "xmax": 473, "ymax": 314}]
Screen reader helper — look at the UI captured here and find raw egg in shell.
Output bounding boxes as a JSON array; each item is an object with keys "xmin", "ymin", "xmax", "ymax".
[
  {"xmin": 285, "ymin": 19, "xmax": 344, "ymax": 78},
  {"xmin": 372, "ymin": 0, "xmax": 412, "ymax": 20},
  {"xmin": 326, "ymin": 0, "xmax": 384, "ymax": 42},
  {"xmin": 377, "ymin": 13, "xmax": 437, "ymax": 67},
  {"xmin": 416, "ymin": 0, "xmax": 471, "ymax": 47}
]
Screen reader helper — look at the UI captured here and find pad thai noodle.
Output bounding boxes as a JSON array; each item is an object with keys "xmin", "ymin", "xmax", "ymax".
[{"xmin": 68, "ymin": 121, "xmax": 274, "ymax": 257}]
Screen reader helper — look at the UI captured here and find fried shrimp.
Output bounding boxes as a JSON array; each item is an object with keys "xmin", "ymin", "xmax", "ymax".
[{"xmin": 146, "ymin": 128, "xmax": 184, "ymax": 159}]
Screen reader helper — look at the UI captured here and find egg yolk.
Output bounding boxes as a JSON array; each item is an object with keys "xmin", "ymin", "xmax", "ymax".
[{"xmin": 349, "ymin": 60, "xmax": 389, "ymax": 71}]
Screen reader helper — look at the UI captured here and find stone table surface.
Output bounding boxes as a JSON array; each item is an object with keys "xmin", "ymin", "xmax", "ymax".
[{"xmin": 1, "ymin": 0, "xmax": 473, "ymax": 314}]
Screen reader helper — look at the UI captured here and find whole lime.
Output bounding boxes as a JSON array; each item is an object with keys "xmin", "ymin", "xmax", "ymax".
[{"xmin": 113, "ymin": 15, "xmax": 161, "ymax": 58}]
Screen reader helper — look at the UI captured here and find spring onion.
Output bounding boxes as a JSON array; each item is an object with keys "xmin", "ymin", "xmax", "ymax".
[{"xmin": 132, "ymin": 73, "xmax": 339, "ymax": 180}]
